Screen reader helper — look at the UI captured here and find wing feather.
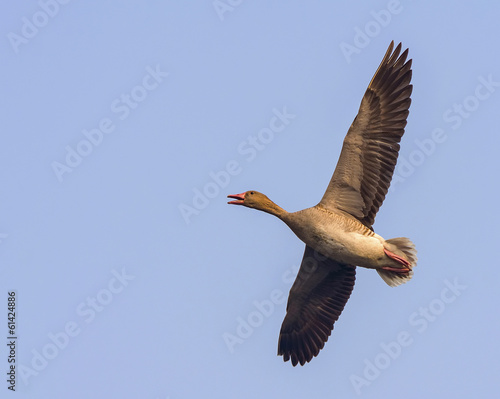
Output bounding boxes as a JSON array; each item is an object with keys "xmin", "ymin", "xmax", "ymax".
[
  {"xmin": 278, "ymin": 246, "xmax": 356, "ymax": 366},
  {"xmin": 319, "ymin": 41, "xmax": 413, "ymax": 227}
]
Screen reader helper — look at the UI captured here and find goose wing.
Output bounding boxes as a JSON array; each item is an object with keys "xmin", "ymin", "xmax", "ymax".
[
  {"xmin": 278, "ymin": 246, "xmax": 356, "ymax": 366},
  {"xmin": 319, "ymin": 41, "xmax": 412, "ymax": 227}
]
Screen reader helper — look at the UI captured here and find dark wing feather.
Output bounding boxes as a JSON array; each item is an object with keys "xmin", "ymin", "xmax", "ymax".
[
  {"xmin": 278, "ymin": 246, "xmax": 356, "ymax": 366},
  {"xmin": 319, "ymin": 41, "xmax": 413, "ymax": 227}
]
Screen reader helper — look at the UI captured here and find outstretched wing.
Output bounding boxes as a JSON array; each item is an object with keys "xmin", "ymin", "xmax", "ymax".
[
  {"xmin": 278, "ymin": 246, "xmax": 356, "ymax": 366},
  {"xmin": 319, "ymin": 41, "xmax": 412, "ymax": 227}
]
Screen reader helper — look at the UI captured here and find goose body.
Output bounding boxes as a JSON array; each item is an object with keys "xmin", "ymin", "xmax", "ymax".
[
  {"xmin": 282, "ymin": 206, "xmax": 389, "ymax": 269},
  {"xmin": 228, "ymin": 41, "xmax": 417, "ymax": 366}
]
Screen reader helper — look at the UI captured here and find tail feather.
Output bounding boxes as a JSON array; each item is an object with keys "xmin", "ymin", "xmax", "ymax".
[{"xmin": 378, "ymin": 237, "xmax": 417, "ymax": 287}]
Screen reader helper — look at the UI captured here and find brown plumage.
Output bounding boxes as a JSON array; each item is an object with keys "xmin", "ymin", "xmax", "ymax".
[
  {"xmin": 228, "ymin": 41, "xmax": 417, "ymax": 366},
  {"xmin": 278, "ymin": 246, "xmax": 356, "ymax": 366},
  {"xmin": 321, "ymin": 41, "xmax": 412, "ymax": 227}
]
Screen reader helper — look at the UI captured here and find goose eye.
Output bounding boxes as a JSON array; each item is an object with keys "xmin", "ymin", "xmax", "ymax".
[{"xmin": 250, "ymin": 191, "xmax": 255, "ymax": 195}]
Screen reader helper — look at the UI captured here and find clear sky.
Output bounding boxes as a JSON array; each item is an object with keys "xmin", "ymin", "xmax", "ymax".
[{"xmin": 1, "ymin": 1, "xmax": 499, "ymax": 398}]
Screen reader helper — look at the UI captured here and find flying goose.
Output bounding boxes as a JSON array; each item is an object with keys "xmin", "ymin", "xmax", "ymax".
[{"xmin": 228, "ymin": 41, "xmax": 416, "ymax": 366}]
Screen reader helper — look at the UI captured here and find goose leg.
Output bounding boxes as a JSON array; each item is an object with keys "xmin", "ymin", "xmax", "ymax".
[{"xmin": 382, "ymin": 248, "xmax": 411, "ymax": 273}]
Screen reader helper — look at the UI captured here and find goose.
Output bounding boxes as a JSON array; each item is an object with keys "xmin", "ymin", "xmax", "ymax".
[{"xmin": 228, "ymin": 41, "xmax": 416, "ymax": 366}]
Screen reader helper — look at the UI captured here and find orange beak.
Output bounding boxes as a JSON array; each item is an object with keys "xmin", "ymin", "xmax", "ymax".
[{"xmin": 227, "ymin": 192, "xmax": 246, "ymax": 205}]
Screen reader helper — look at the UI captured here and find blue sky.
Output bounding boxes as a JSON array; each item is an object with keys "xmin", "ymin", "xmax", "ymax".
[{"xmin": 1, "ymin": 1, "xmax": 499, "ymax": 398}]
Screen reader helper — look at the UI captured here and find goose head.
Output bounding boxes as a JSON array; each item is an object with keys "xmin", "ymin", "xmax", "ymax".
[{"xmin": 227, "ymin": 191, "xmax": 286, "ymax": 217}]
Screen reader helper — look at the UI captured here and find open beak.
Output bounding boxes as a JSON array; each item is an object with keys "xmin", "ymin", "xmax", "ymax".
[{"xmin": 227, "ymin": 192, "xmax": 246, "ymax": 205}]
